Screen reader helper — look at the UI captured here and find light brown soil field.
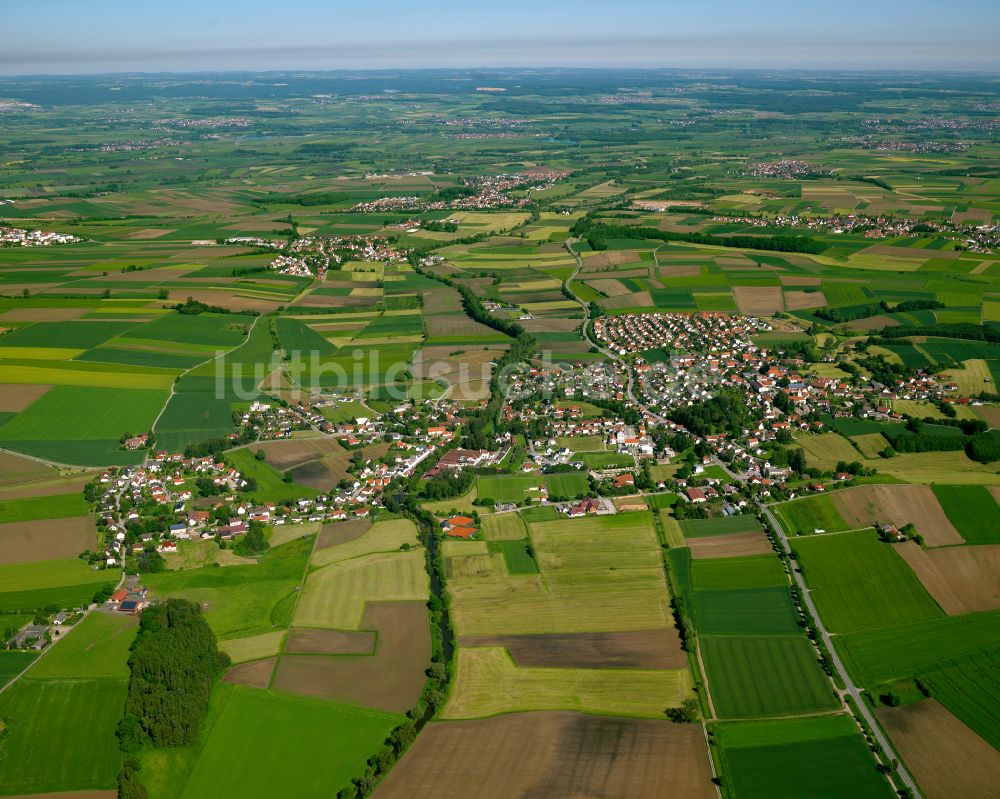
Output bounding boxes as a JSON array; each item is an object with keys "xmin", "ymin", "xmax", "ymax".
[
  {"xmin": 519, "ymin": 317, "xmax": 582, "ymax": 334},
  {"xmin": 272, "ymin": 601, "xmax": 430, "ymax": 713},
  {"xmin": 582, "ymin": 251, "xmax": 642, "ymax": 269},
  {"xmin": 284, "ymin": 628, "xmax": 375, "ymax": 655},
  {"xmin": 169, "ymin": 289, "xmax": 281, "ymax": 313},
  {"xmin": 0, "ymin": 307, "xmax": 89, "ymax": 322},
  {"xmin": 656, "ymin": 265, "xmax": 702, "ymax": 277},
  {"xmin": 0, "ymin": 384, "xmax": 52, "ymax": 412},
  {"xmin": 222, "ymin": 657, "xmax": 276, "ymax": 689},
  {"xmin": 688, "ymin": 531, "xmax": 773, "ymax": 559},
  {"xmin": 831, "ymin": 485, "xmax": 963, "ymax": 546},
  {"xmin": 896, "ymin": 542, "xmax": 1000, "ymax": 615},
  {"xmin": 425, "ymin": 314, "xmax": 496, "ymax": 338},
  {"xmin": 296, "ymin": 294, "xmax": 380, "ymax": 309},
  {"xmin": 733, "ymin": 286, "xmax": 784, "ymax": 315},
  {"xmin": 422, "ymin": 288, "xmax": 464, "ymax": 314},
  {"xmin": 411, "ymin": 347, "xmax": 502, "ymax": 384},
  {"xmin": 586, "ymin": 278, "xmax": 632, "ymax": 297},
  {"xmin": 878, "ymin": 700, "xmax": 1000, "ymax": 799},
  {"xmin": 783, "ymin": 290, "xmax": 827, "ymax": 310},
  {"xmin": 0, "ymin": 517, "xmax": 95, "ymax": 565},
  {"xmin": 122, "ymin": 228, "xmax": 174, "ymax": 239},
  {"xmin": 374, "ymin": 711, "xmax": 716, "ymax": 799},
  {"xmin": 974, "ymin": 405, "xmax": 1000, "ymax": 429},
  {"xmin": 315, "ymin": 518, "xmax": 371, "ymax": 550},
  {"xmin": 458, "ymin": 628, "xmax": 686, "ymax": 669},
  {"xmin": 0, "ymin": 451, "xmax": 60, "ymax": 484},
  {"xmin": 861, "ymin": 244, "xmax": 958, "ymax": 260},
  {"xmin": 601, "ymin": 291, "xmax": 654, "ymax": 309}
]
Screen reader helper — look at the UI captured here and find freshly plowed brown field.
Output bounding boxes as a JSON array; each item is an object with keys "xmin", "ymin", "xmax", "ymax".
[
  {"xmin": 688, "ymin": 531, "xmax": 772, "ymax": 559},
  {"xmin": 878, "ymin": 700, "xmax": 1000, "ymax": 799},
  {"xmin": 315, "ymin": 519, "xmax": 370, "ymax": 550},
  {"xmin": 0, "ymin": 517, "xmax": 95, "ymax": 565},
  {"xmin": 458, "ymin": 628, "xmax": 686, "ymax": 669},
  {"xmin": 0, "ymin": 384, "xmax": 52, "ymax": 412},
  {"xmin": 272, "ymin": 601, "xmax": 430, "ymax": 713},
  {"xmin": 783, "ymin": 290, "xmax": 827, "ymax": 310},
  {"xmin": 222, "ymin": 657, "xmax": 276, "ymax": 689},
  {"xmin": 373, "ymin": 711, "xmax": 716, "ymax": 799},
  {"xmin": 896, "ymin": 542, "xmax": 1000, "ymax": 614},
  {"xmin": 284, "ymin": 628, "xmax": 375, "ymax": 655},
  {"xmin": 581, "ymin": 251, "xmax": 643, "ymax": 269},
  {"xmin": 733, "ymin": 286, "xmax": 784, "ymax": 315},
  {"xmin": 831, "ymin": 485, "xmax": 963, "ymax": 546}
]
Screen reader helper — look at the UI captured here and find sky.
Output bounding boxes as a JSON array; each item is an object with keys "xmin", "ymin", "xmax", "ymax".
[{"xmin": 2, "ymin": 0, "xmax": 998, "ymax": 75}]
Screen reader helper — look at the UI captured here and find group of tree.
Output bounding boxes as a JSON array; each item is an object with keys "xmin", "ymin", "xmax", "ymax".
[{"xmin": 571, "ymin": 217, "xmax": 827, "ymax": 254}]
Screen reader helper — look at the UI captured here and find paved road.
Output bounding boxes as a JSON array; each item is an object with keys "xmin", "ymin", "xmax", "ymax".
[
  {"xmin": 699, "ymin": 456, "xmax": 922, "ymax": 795},
  {"xmin": 758, "ymin": 497, "xmax": 922, "ymax": 797}
]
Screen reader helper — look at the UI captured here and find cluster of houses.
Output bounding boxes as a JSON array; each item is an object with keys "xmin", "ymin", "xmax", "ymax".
[
  {"xmin": 351, "ymin": 169, "xmax": 566, "ymax": 213},
  {"xmin": 0, "ymin": 225, "xmax": 80, "ymax": 247},
  {"xmin": 224, "ymin": 234, "xmax": 411, "ymax": 279}
]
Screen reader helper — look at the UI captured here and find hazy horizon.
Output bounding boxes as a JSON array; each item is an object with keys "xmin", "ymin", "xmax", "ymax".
[{"xmin": 2, "ymin": 0, "xmax": 998, "ymax": 76}]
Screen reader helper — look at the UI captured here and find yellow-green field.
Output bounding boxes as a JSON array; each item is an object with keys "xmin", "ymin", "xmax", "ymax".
[{"xmin": 441, "ymin": 647, "xmax": 692, "ymax": 719}]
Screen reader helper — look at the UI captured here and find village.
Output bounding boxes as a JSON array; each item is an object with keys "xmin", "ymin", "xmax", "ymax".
[{"xmin": 0, "ymin": 225, "xmax": 80, "ymax": 247}]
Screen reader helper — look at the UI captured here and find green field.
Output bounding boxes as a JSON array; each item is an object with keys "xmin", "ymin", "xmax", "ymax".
[
  {"xmin": 701, "ymin": 635, "xmax": 839, "ymax": 718},
  {"xmin": 680, "ymin": 514, "xmax": 764, "ymax": 538},
  {"xmin": 480, "ymin": 512, "xmax": 528, "ymax": 540},
  {"xmin": 227, "ymin": 447, "xmax": 319, "ymax": 504},
  {"xmin": 489, "ymin": 538, "xmax": 539, "ymax": 574},
  {"xmin": 0, "ymin": 557, "xmax": 115, "ymax": 612},
  {"xmin": 931, "ymin": 485, "xmax": 1000, "ymax": 544},
  {"xmin": 0, "ymin": 677, "xmax": 126, "ymax": 794},
  {"xmin": 578, "ymin": 451, "xmax": 634, "ymax": 469},
  {"xmin": 143, "ymin": 536, "xmax": 312, "ymax": 639},
  {"xmin": 691, "ymin": 555, "xmax": 787, "ymax": 591},
  {"xmin": 714, "ymin": 715, "xmax": 894, "ymax": 799},
  {"xmin": 774, "ymin": 495, "xmax": 850, "ymax": 535},
  {"xmin": 30, "ymin": 611, "xmax": 137, "ymax": 679},
  {"xmin": 0, "ymin": 491, "xmax": 88, "ymax": 523},
  {"xmin": 0, "ymin": 650, "xmax": 36, "ymax": 685},
  {"xmin": 475, "ymin": 473, "xmax": 542, "ymax": 504},
  {"xmin": 792, "ymin": 530, "xmax": 943, "ymax": 634},
  {"xmin": 922, "ymin": 647, "xmax": 1000, "ymax": 750},
  {"xmin": 693, "ymin": 587, "xmax": 800, "ymax": 635},
  {"xmin": 542, "ymin": 471, "xmax": 591, "ymax": 499},
  {"xmin": 178, "ymin": 687, "xmax": 402, "ymax": 799}
]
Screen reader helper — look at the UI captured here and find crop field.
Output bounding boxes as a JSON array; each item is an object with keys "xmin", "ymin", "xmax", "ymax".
[
  {"xmin": 294, "ymin": 549, "xmax": 427, "ymax": 629},
  {"xmin": 274, "ymin": 601, "xmax": 431, "ymax": 713},
  {"xmin": 793, "ymin": 530, "xmax": 943, "ymax": 634},
  {"xmin": 0, "ymin": 385, "xmax": 167, "ymax": 464},
  {"xmin": 448, "ymin": 512, "xmax": 671, "ymax": 635},
  {"xmin": 831, "ymin": 484, "xmax": 962, "ymax": 546},
  {"xmin": 144, "ymin": 536, "xmax": 313, "ymax": 639},
  {"xmin": 700, "ymin": 635, "xmax": 838, "ymax": 718},
  {"xmin": 30, "ymin": 611, "xmax": 137, "ymax": 679},
  {"xmin": 0, "ymin": 490, "xmax": 87, "ymax": 523},
  {"xmin": 377, "ymin": 711, "xmax": 716, "ymax": 799},
  {"xmin": 693, "ymin": 587, "xmax": 800, "ymax": 635},
  {"xmin": 442, "ymin": 646, "xmax": 692, "ymax": 719},
  {"xmin": 878, "ymin": 700, "xmax": 1000, "ymax": 799},
  {"xmin": 475, "ymin": 473, "xmax": 542, "ymax": 504},
  {"xmin": 543, "ymin": 471, "xmax": 591, "ymax": 499},
  {"xmin": 480, "ymin": 512, "xmax": 528, "ymax": 540},
  {"xmin": 774, "ymin": 494, "xmax": 850, "ymax": 535},
  {"xmin": 690, "ymin": 555, "xmax": 787, "ymax": 591},
  {"xmin": 0, "ymin": 557, "xmax": 115, "ymax": 612},
  {"xmin": 714, "ymin": 716, "xmax": 894, "ymax": 799},
  {"xmin": 931, "ymin": 485, "xmax": 1000, "ymax": 544},
  {"xmin": 0, "ymin": 515, "xmax": 96, "ymax": 565},
  {"xmin": 0, "ymin": 677, "xmax": 126, "ymax": 795},
  {"xmin": 680, "ymin": 514, "xmax": 763, "ymax": 538},
  {"xmin": 895, "ymin": 541, "xmax": 1000, "ymax": 615},
  {"xmin": 177, "ymin": 687, "xmax": 402, "ymax": 799}
]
